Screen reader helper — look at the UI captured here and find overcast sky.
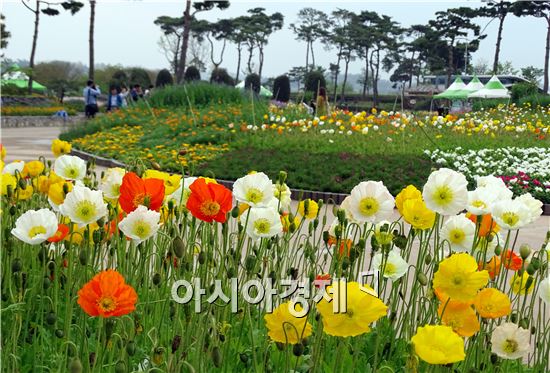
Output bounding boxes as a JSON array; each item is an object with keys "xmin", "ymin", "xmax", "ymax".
[{"xmin": 1, "ymin": 0, "xmax": 547, "ymax": 79}]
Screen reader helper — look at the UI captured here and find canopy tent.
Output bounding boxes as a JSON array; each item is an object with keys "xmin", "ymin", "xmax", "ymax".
[
  {"xmin": 235, "ymin": 81, "xmax": 272, "ymax": 97},
  {"xmin": 467, "ymin": 75, "xmax": 510, "ymax": 99},
  {"xmin": 1, "ymin": 64, "xmax": 47, "ymax": 92},
  {"xmin": 451, "ymin": 76, "xmax": 485, "ymax": 99},
  {"xmin": 433, "ymin": 77, "xmax": 466, "ymax": 99}
]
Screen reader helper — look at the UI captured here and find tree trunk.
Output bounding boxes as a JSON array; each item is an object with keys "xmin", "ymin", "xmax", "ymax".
[
  {"xmin": 332, "ymin": 44, "xmax": 342, "ymax": 102},
  {"xmin": 544, "ymin": 19, "xmax": 550, "ymax": 93},
  {"xmin": 340, "ymin": 55, "xmax": 350, "ymax": 102},
  {"xmin": 362, "ymin": 46, "xmax": 369, "ymax": 98},
  {"xmin": 173, "ymin": 34, "xmax": 181, "ymax": 75},
  {"xmin": 310, "ymin": 41, "xmax": 315, "ymax": 68},
  {"xmin": 176, "ymin": 0, "xmax": 192, "ymax": 83},
  {"xmin": 446, "ymin": 39, "xmax": 454, "ymax": 88},
  {"xmin": 492, "ymin": 16, "xmax": 505, "ymax": 74},
  {"xmin": 246, "ymin": 43, "xmax": 254, "ymax": 74},
  {"xmin": 369, "ymin": 49, "xmax": 379, "ymax": 107},
  {"xmin": 305, "ymin": 40, "xmax": 309, "ymax": 72},
  {"xmin": 236, "ymin": 43, "xmax": 242, "ymax": 82},
  {"xmin": 28, "ymin": 0, "xmax": 40, "ymax": 94},
  {"xmin": 408, "ymin": 51, "xmax": 415, "ymax": 88},
  {"xmin": 88, "ymin": 0, "xmax": 96, "ymax": 81},
  {"xmin": 258, "ymin": 45, "xmax": 264, "ymax": 81}
]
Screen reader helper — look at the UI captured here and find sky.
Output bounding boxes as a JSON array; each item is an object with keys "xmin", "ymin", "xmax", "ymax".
[{"xmin": 1, "ymin": 0, "xmax": 547, "ymax": 79}]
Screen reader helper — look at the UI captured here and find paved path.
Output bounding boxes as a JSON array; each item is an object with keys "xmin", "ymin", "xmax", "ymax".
[{"xmin": 2, "ymin": 125, "xmax": 549, "ymax": 250}]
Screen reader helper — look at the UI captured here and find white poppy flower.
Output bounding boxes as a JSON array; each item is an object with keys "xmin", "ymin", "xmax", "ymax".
[
  {"xmin": 99, "ymin": 167, "xmax": 125, "ymax": 199},
  {"xmin": 233, "ymin": 172, "xmax": 274, "ymax": 207},
  {"xmin": 168, "ymin": 176, "xmax": 197, "ymax": 207},
  {"xmin": 11, "ymin": 208, "xmax": 58, "ymax": 245},
  {"xmin": 245, "ymin": 207, "xmax": 282, "ymax": 241},
  {"xmin": 371, "ymin": 249, "xmax": 409, "ymax": 281},
  {"xmin": 272, "ymin": 182, "xmax": 291, "ymax": 212},
  {"xmin": 59, "ymin": 185, "xmax": 108, "ymax": 226},
  {"xmin": 491, "ymin": 199, "xmax": 530, "ymax": 230},
  {"xmin": 118, "ymin": 205, "xmax": 161, "ymax": 245},
  {"xmin": 422, "ymin": 168, "xmax": 468, "ymax": 215},
  {"xmin": 490, "ymin": 322, "xmax": 530, "ymax": 360},
  {"xmin": 515, "ymin": 193, "xmax": 542, "ymax": 225},
  {"xmin": 54, "ymin": 155, "xmax": 87, "ymax": 181},
  {"xmin": 441, "ymin": 214, "xmax": 476, "ymax": 252},
  {"xmin": 349, "ymin": 181, "xmax": 395, "ymax": 223},
  {"xmin": 3, "ymin": 160, "xmax": 25, "ymax": 175},
  {"xmin": 467, "ymin": 187, "xmax": 497, "ymax": 216}
]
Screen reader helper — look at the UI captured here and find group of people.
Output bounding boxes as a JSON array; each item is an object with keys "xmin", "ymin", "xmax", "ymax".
[{"xmin": 83, "ymin": 80, "xmax": 154, "ymax": 118}]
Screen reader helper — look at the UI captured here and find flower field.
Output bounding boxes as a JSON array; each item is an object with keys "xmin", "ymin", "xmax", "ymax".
[
  {"xmin": 1, "ymin": 141, "xmax": 549, "ymax": 372},
  {"xmin": 1, "ymin": 106, "xmax": 77, "ymax": 116},
  {"xmin": 60, "ymin": 101, "xmax": 550, "ymax": 202}
]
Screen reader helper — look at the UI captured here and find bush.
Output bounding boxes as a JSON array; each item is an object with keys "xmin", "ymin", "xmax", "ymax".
[
  {"xmin": 1, "ymin": 83, "xmax": 28, "ymax": 96},
  {"xmin": 148, "ymin": 82, "xmax": 243, "ymax": 109},
  {"xmin": 304, "ymin": 70, "xmax": 326, "ymax": 94},
  {"xmin": 244, "ymin": 73, "xmax": 261, "ymax": 94},
  {"xmin": 471, "ymin": 99, "xmax": 510, "ymax": 111},
  {"xmin": 518, "ymin": 94, "xmax": 550, "ymax": 108},
  {"xmin": 184, "ymin": 66, "xmax": 201, "ymax": 82},
  {"xmin": 155, "ymin": 69, "xmax": 173, "ymax": 87},
  {"xmin": 110, "ymin": 70, "xmax": 128, "ymax": 89},
  {"xmin": 210, "ymin": 68, "xmax": 234, "ymax": 86},
  {"xmin": 511, "ymin": 82, "xmax": 539, "ymax": 102},
  {"xmin": 128, "ymin": 67, "xmax": 152, "ymax": 88},
  {"xmin": 272, "ymin": 75, "xmax": 291, "ymax": 102}
]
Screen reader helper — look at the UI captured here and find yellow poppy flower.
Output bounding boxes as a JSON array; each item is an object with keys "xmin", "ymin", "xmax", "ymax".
[
  {"xmin": 433, "ymin": 253, "xmax": 489, "ymax": 302},
  {"xmin": 1, "ymin": 173, "xmax": 17, "ymax": 195},
  {"xmin": 297, "ymin": 199, "xmax": 319, "ymax": 220},
  {"xmin": 17, "ymin": 185, "xmax": 34, "ymax": 200},
  {"xmin": 510, "ymin": 272, "xmax": 534, "ymax": 295},
  {"xmin": 402, "ymin": 198, "xmax": 435, "ymax": 230},
  {"xmin": 412, "ymin": 325, "xmax": 465, "ymax": 365},
  {"xmin": 48, "ymin": 181, "xmax": 73, "ymax": 206},
  {"xmin": 395, "ymin": 185, "xmax": 422, "ymax": 215},
  {"xmin": 473, "ymin": 288, "xmax": 511, "ymax": 318},
  {"xmin": 316, "ymin": 281, "xmax": 387, "ymax": 337},
  {"xmin": 22, "ymin": 160, "xmax": 45, "ymax": 178},
  {"xmin": 51, "ymin": 139, "xmax": 72, "ymax": 157},
  {"xmin": 264, "ymin": 301, "xmax": 312, "ymax": 344}
]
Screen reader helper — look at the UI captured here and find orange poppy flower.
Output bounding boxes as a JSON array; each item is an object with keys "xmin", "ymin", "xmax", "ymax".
[
  {"xmin": 473, "ymin": 288, "xmax": 511, "ymax": 319},
  {"xmin": 77, "ymin": 269, "xmax": 137, "ymax": 318},
  {"xmin": 478, "ymin": 256, "xmax": 501, "ymax": 280},
  {"xmin": 438, "ymin": 301, "xmax": 480, "ymax": 337},
  {"xmin": 186, "ymin": 178, "xmax": 232, "ymax": 223},
  {"xmin": 118, "ymin": 172, "xmax": 165, "ymax": 213},
  {"xmin": 501, "ymin": 250, "xmax": 522, "ymax": 271},
  {"xmin": 48, "ymin": 224, "xmax": 69, "ymax": 243},
  {"xmin": 327, "ymin": 236, "xmax": 352, "ymax": 256},
  {"xmin": 314, "ymin": 273, "xmax": 332, "ymax": 288},
  {"xmin": 466, "ymin": 213, "xmax": 499, "ymax": 237}
]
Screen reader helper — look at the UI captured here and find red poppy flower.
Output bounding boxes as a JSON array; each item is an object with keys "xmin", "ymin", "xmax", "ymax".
[
  {"xmin": 77, "ymin": 269, "xmax": 137, "ymax": 318},
  {"xmin": 119, "ymin": 172, "xmax": 165, "ymax": 213},
  {"xmin": 186, "ymin": 178, "xmax": 232, "ymax": 223},
  {"xmin": 48, "ymin": 224, "xmax": 70, "ymax": 243},
  {"xmin": 314, "ymin": 273, "xmax": 332, "ymax": 288},
  {"xmin": 502, "ymin": 250, "xmax": 522, "ymax": 271}
]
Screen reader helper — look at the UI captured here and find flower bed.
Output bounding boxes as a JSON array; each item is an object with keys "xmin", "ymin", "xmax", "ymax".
[
  {"xmin": 1, "ymin": 105, "xmax": 77, "ymax": 116},
  {"xmin": 1, "ymin": 142, "xmax": 549, "ymax": 372}
]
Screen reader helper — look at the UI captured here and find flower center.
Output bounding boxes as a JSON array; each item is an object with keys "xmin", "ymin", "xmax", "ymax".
[
  {"xmin": 29, "ymin": 225, "xmax": 47, "ymax": 238},
  {"xmin": 111, "ymin": 184, "xmax": 121, "ymax": 197},
  {"xmin": 75, "ymin": 200, "xmax": 97, "ymax": 221},
  {"xmin": 133, "ymin": 193, "xmax": 151, "ymax": 208},
  {"xmin": 66, "ymin": 166, "xmax": 79, "ymax": 178},
  {"xmin": 200, "ymin": 200, "xmax": 220, "ymax": 216},
  {"xmin": 358, "ymin": 197, "xmax": 379, "ymax": 216},
  {"xmin": 245, "ymin": 188, "xmax": 264, "ymax": 204},
  {"xmin": 132, "ymin": 220, "xmax": 151, "ymax": 238},
  {"xmin": 472, "ymin": 200, "xmax": 486, "ymax": 209},
  {"xmin": 383, "ymin": 262, "xmax": 396, "ymax": 275},
  {"xmin": 97, "ymin": 296, "xmax": 117, "ymax": 312},
  {"xmin": 254, "ymin": 218, "xmax": 271, "ymax": 234},
  {"xmin": 503, "ymin": 339, "xmax": 518, "ymax": 354},
  {"xmin": 502, "ymin": 212, "xmax": 519, "ymax": 227},
  {"xmin": 433, "ymin": 186, "xmax": 453, "ymax": 206},
  {"xmin": 452, "ymin": 276, "xmax": 464, "ymax": 286},
  {"xmin": 449, "ymin": 228, "xmax": 465, "ymax": 244}
]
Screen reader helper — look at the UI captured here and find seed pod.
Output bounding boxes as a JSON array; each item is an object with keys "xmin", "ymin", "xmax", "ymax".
[
  {"xmin": 11, "ymin": 258, "xmax": 22, "ymax": 273},
  {"xmin": 152, "ymin": 273, "xmax": 161, "ymax": 286},
  {"xmin": 170, "ymin": 236, "xmax": 185, "ymax": 258},
  {"xmin": 46, "ymin": 312, "xmax": 57, "ymax": 325},
  {"xmin": 292, "ymin": 343, "xmax": 304, "ymax": 357},
  {"xmin": 211, "ymin": 346, "xmax": 222, "ymax": 368},
  {"xmin": 68, "ymin": 358, "xmax": 83, "ymax": 373},
  {"xmin": 126, "ymin": 340, "xmax": 136, "ymax": 356}
]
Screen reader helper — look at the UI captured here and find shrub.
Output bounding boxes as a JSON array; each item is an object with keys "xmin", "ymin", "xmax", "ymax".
[
  {"xmin": 304, "ymin": 70, "xmax": 326, "ymax": 94},
  {"xmin": 518, "ymin": 94, "xmax": 550, "ymax": 108},
  {"xmin": 210, "ymin": 68, "xmax": 235, "ymax": 86},
  {"xmin": 128, "ymin": 67, "xmax": 152, "ymax": 88},
  {"xmin": 511, "ymin": 82, "xmax": 539, "ymax": 102},
  {"xmin": 110, "ymin": 70, "xmax": 128, "ymax": 89},
  {"xmin": 184, "ymin": 66, "xmax": 201, "ymax": 82},
  {"xmin": 1, "ymin": 83, "xmax": 28, "ymax": 96},
  {"xmin": 244, "ymin": 73, "xmax": 261, "ymax": 94},
  {"xmin": 471, "ymin": 99, "xmax": 510, "ymax": 111},
  {"xmin": 272, "ymin": 75, "xmax": 291, "ymax": 102},
  {"xmin": 155, "ymin": 69, "xmax": 173, "ymax": 87},
  {"xmin": 148, "ymin": 82, "xmax": 243, "ymax": 109}
]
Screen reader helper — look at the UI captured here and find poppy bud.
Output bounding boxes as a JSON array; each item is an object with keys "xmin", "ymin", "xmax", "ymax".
[
  {"xmin": 424, "ymin": 254, "xmax": 432, "ymax": 265},
  {"xmin": 7, "ymin": 185, "xmax": 13, "ymax": 198},
  {"xmin": 278, "ymin": 171, "xmax": 287, "ymax": 184},
  {"xmin": 519, "ymin": 244, "xmax": 531, "ymax": 260},
  {"xmin": 92, "ymin": 229, "xmax": 101, "ymax": 244},
  {"xmin": 114, "ymin": 361, "xmax": 127, "ymax": 373},
  {"xmin": 152, "ymin": 347, "xmax": 164, "ymax": 365},
  {"xmin": 526, "ymin": 263, "xmax": 536, "ymax": 275},
  {"xmin": 227, "ymin": 266, "xmax": 236, "ymax": 278},
  {"xmin": 11, "ymin": 258, "xmax": 22, "ymax": 273},
  {"xmin": 178, "ymin": 149, "xmax": 188, "ymax": 156},
  {"xmin": 79, "ymin": 249, "xmax": 88, "ymax": 266},
  {"xmin": 494, "ymin": 245, "xmax": 502, "ymax": 256},
  {"xmin": 9, "ymin": 205, "xmax": 16, "ymax": 215},
  {"xmin": 519, "ymin": 318, "xmax": 529, "ymax": 329},
  {"xmin": 198, "ymin": 251, "xmax": 206, "ymax": 265},
  {"xmin": 336, "ymin": 209, "xmax": 346, "ymax": 222},
  {"xmin": 105, "ymin": 319, "xmax": 116, "ymax": 339},
  {"xmin": 150, "ymin": 161, "xmax": 162, "ymax": 171},
  {"xmin": 96, "ymin": 218, "xmax": 105, "ymax": 228},
  {"xmin": 293, "ymin": 343, "xmax": 304, "ymax": 357},
  {"xmin": 89, "ymin": 353, "xmax": 96, "ymax": 368},
  {"xmin": 43, "ymin": 276, "xmax": 51, "ymax": 290},
  {"xmin": 126, "ymin": 341, "xmax": 136, "ymax": 356},
  {"xmin": 68, "ymin": 358, "xmax": 83, "ymax": 373},
  {"xmin": 510, "ymin": 313, "xmax": 518, "ymax": 323},
  {"xmin": 276, "ymin": 342, "xmax": 285, "ymax": 351},
  {"xmin": 172, "ymin": 237, "xmax": 185, "ymax": 258},
  {"xmin": 530, "ymin": 326, "xmax": 536, "ymax": 335},
  {"xmin": 417, "ymin": 272, "xmax": 428, "ymax": 286},
  {"xmin": 46, "ymin": 312, "xmax": 57, "ymax": 325},
  {"xmin": 239, "ymin": 353, "xmax": 249, "ymax": 364},
  {"xmin": 322, "ymin": 231, "xmax": 330, "ymax": 244},
  {"xmin": 524, "ymin": 276, "xmax": 534, "ymax": 292},
  {"xmin": 152, "ymin": 273, "xmax": 161, "ymax": 286},
  {"xmin": 211, "ymin": 346, "xmax": 222, "ymax": 367},
  {"xmin": 530, "ymin": 257, "xmax": 541, "ymax": 270},
  {"xmin": 172, "ymin": 335, "xmax": 182, "ymax": 353},
  {"xmin": 62, "ymin": 183, "xmax": 70, "ymax": 195},
  {"xmin": 55, "ymin": 329, "xmax": 64, "ymax": 338},
  {"xmin": 245, "ymin": 255, "xmax": 256, "ymax": 272},
  {"xmin": 18, "ymin": 178, "xmax": 27, "ymax": 190}
]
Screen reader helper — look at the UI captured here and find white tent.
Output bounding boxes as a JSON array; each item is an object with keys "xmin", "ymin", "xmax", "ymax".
[
  {"xmin": 235, "ymin": 81, "xmax": 272, "ymax": 97},
  {"xmin": 468, "ymin": 75, "xmax": 510, "ymax": 99}
]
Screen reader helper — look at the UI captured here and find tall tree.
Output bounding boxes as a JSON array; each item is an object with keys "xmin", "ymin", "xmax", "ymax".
[
  {"xmin": 476, "ymin": 1, "xmax": 514, "ymax": 74},
  {"xmin": 355, "ymin": 11, "xmax": 378, "ymax": 97},
  {"xmin": 227, "ymin": 16, "xmax": 248, "ymax": 82},
  {"xmin": 175, "ymin": 0, "xmax": 229, "ymax": 84},
  {"xmin": 21, "ymin": 0, "xmax": 83, "ymax": 94},
  {"xmin": 290, "ymin": 8, "xmax": 329, "ymax": 72},
  {"xmin": 1, "ymin": 14, "xmax": 10, "ymax": 51},
  {"xmin": 429, "ymin": 7, "xmax": 484, "ymax": 86},
  {"xmin": 89, "ymin": 0, "xmax": 96, "ymax": 80},
  {"xmin": 192, "ymin": 19, "xmax": 233, "ymax": 70},
  {"xmin": 513, "ymin": 1, "xmax": 550, "ymax": 93}
]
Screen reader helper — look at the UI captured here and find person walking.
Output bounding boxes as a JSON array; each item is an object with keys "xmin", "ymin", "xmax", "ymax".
[
  {"xmin": 83, "ymin": 80, "xmax": 101, "ymax": 118},
  {"xmin": 106, "ymin": 86, "xmax": 123, "ymax": 112}
]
